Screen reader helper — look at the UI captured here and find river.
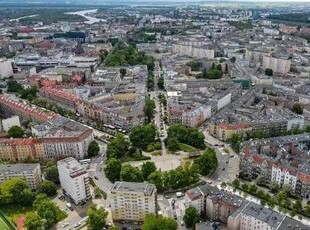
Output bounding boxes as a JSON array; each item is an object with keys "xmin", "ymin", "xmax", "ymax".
[
  {"xmin": 10, "ymin": 14, "xmax": 38, "ymax": 22},
  {"xmin": 66, "ymin": 9, "xmax": 106, "ymax": 24}
]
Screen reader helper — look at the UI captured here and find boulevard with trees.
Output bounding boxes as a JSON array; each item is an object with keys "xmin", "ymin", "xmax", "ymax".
[{"xmin": 232, "ymin": 178, "xmax": 310, "ymax": 218}]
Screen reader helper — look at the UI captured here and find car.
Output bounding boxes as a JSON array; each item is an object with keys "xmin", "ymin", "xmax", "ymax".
[
  {"xmin": 230, "ymin": 155, "xmax": 234, "ymax": 158},
  {"xmin": 226, "ymin": 161, "xmax": 229, "ymax": 164},
  {"xmin": 107, "ymin": 223, "xmax": 112, "ymax": 227},
  {"xmin": 94, "ymin": 176, "xmax": 98, "ymax": 180},
  {"xmin": 222, "ymin": 168, "xmax": 225, "ymax": 171},
  {"xmin": 165, "ymin": 195, "xmax": 170, "ymax": 199},
  {"xmin": 208, "ymin": 181, "xmax": 212, "ymax": 184},
  {"xmin": 74, "ymin": 222, "xmax": 81, "ymax": 228},
  {"xmin": 122, "ymin": 227, "xmax": 127, "ymax": 230},
  {"xmin": 180, "ymin": 221, "xmax": 184, "ymax": 226},
  {"xmin": 62, "ymin": 222, "xmax": 69, "ymax": 228},
  {"xmin": 173, "ymin": 214, "xmax": 177, "ymax": 220}
]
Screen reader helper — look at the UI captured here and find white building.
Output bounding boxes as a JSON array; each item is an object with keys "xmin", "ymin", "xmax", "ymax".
[
  {"xmin": 0, "ymin": 163, "xmax": 42, "ymax": 190},
  {"xmin": 2, "ymin": 116, "xmax": 21, "ymax": 132},
  {"xmin": 262, "ymin": 56, "xmax": 291, "ymax": 74},
  {"xmin": 271, "ymin": 166, "xmax": 297, "ymax": 190},
  {"xmin": 217, "ymin": 93, "xmax": 231, "ymax": 110},
  {"xmin": 0, "ymin": 58, "xmax": 13, "ymax": 79},
  {"xmin": 57, "ymin": 157, "xmax": 91, "ymax": 204},
  {"xmin": 110, "ymin": 181, "xmax": 157, "ymax": 221}
]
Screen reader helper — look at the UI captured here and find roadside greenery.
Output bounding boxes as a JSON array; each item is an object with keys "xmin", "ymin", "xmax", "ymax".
[
  {"xmin": 232, "ymin": 179, "xmax": 310, "ymax": 218},
  {"xmin": 86, "ymin": 204, "xmax": 108, "ymax": 230},
  {"xmin": 228, "ymin": 126, "xmax": 310, "ymax": 153},
  {"xmin": 142, "ymin": 214, "xmax": 178, "ymax": 230},
  {"xmin": 195, "ymin": 148, "xmax": 218, "ymax": 176},
  {"xmin": 144, "ymin": 98, "xmax": 155, "ymax": 123},
  {"xmin": 130, "ymin": 124, "xmax": 157, "ymax": 150}
]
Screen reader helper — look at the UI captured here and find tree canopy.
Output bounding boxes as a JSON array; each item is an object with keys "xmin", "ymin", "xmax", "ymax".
[
  {"xmin": 104, "ymin": 158, "xmax": 122, "ymax": 182},
  {"xmin": 45, "ymin": 164, "xmax": 60, "ymax": 184},
  {"xmin": 196, "ymin": 148, "xmax": 218, "ymax": 176},
  {"xmin": 8, "ymin": 125, "xmax": 24, "ymax": 138},
  {"xmin": 183, "ymin": 206, "xmax": 200, "ymax": 228},
  {"xmin": 130, "ymin": 124, "xmax": 156, "ymax": 150},
  {"xmin": 167, "ymin": 125, "xmax": 205, "ymax": 149},
  {"xmin": 38, "ymin": 180, "xmax": 57, "ymax": 197},
  {"xmin": 265, "ymin": 68, "xmax": 273, "ymax": 76},
  {"xmin": 107, "ymin": 134, "xmax": 130, "ymax": 159},
  {"xmin": 86, "ymin": 204, "xmax": 108, "ymax": 230},
  {"xmin": 141, "ymin": 161, "xmax": 157, "ymax": 180},
  {"xmin": 144, "ymin": 98, "xmax": 155, "ymax": 123},
  {"xmin": 120, "ymin": 164, "xmax": 144, "ymax": 182},
  {"xmin": 88, "ymin": 140, "xmax": 100, "ymax": 157},
  {"xmin": 292, "ymin": 103, "xmax": 303, "ymax": 115},
  {"xmin": 24, "ymin": 212, "xmax": 44, "ymax": 230},
  {"xmin": 142, "ymin": 214, "xmax": 178, "ymax": 230},
  {"xmin": 0, "ymin": 177, "xmax": 34, "ymax": 206}
]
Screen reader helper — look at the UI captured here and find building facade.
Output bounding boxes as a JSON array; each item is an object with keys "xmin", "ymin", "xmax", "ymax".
[
  {"xmin": 110, "ymin": 182, "xmax": 157, "ymax": 221},
  {"xmin": 57, "ymin": 157, "xmax": 91, "ymax": 204},
  {"xmin": 0, "ymin": 163, "xmax": 42, "ymax": 190}
]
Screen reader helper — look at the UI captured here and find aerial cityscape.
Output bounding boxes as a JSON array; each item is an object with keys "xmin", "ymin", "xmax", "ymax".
[{"xmin": 0, "ymin": 1, "xmax": 309, "ymax": 230}]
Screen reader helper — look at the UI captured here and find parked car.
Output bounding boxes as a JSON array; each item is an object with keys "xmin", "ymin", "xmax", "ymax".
[
  {"xmin": 74, "ymin": 222, "xmax": 81, "ymax": 228},
  {"xmin": 62, "ymin": 222, "xmax": 69, "ymax": 228}
]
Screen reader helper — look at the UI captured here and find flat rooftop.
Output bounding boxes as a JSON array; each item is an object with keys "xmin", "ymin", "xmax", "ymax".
[
  {"xmin": 57, "ymin": 157, "xmax": 87, "ymax": 178},
  {"xmin": 110, "ymin": 181, "xmax": 156, "ymax": 196},
  {"xmin": 0, "ymin": 163, "xmax": 39, "ymax": 174}
]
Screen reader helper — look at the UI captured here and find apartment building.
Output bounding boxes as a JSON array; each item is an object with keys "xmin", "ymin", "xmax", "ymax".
[
  {"xmin": 186, "ymin": 185, "xmax": 308, "ymax": 230},
  {"xmin": 227, "ymin": 202, "xmax": 308, "ymax": 230},
  {"xmin": 0, "ymin": 58, "xmax": 13, "ymax": 79},
  {"xmin": 110, "ymin": 182, "xmax": 157, "ymax": 221},
  {"xmin": 0, "ymin": 116, "xmax": 93, "ymax": 161},
  {"xmin": 172, "ymin": 43, "xmax": 215, "ymax": 59},
  {"xmin": 39, "ymin": 86, "xmax": 80, "ymax": 112},
  {"xmin": 241, "ymin": 134, "xmax": 310, "ymax": 199},
  {"xmin": 0, "ymin": 95, "xmax": 58, "ymax": 123},
  {"xmin": 1, "ymin": 116, "xmax": 21, "ymax": 132},
  {"xmin": 262, "ymin": 55, "xmax": 291, "ymax": 74},
  {"xmin": 57, "ymin": 157, "xmax": 91, "ymax": 204},
  {"xmin": 0, "ymin": 163, "xmax": 42, "ymax": 190}
]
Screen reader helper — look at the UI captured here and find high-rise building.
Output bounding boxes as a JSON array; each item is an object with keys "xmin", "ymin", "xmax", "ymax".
[
  {"xmin": 0, "ymin": 163, "xmax": 42, "ymax": 190},
  {"xmin": 57, "ymin": 157, "xmax": 91, "ymax": 204},
  {"xmin": 110, "ymin": 181, "xmax": 157, "ymax": 221}
]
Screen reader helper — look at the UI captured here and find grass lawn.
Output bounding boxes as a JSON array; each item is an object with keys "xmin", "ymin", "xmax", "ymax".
[
  {"xmin": 179, "ymin": 143, "xmax": 196, "ymax": 152},
  {"xmin": 0, "ymin": 217, "xmax": 11, "ymax": 230},
  {"xmin": 2, "ymin": 205, "xmax": 34, "ymax": 224}
]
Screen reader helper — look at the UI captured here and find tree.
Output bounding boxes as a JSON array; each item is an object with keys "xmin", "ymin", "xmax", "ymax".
[
  {"xmin": 24, "ymin": 212, "xmax": 44, "ymax": 230},
  {"xmin": 45, "ymin": 165, "xmax": 59, "ymax": 184},
  {"xmin": 107, "ymin": 134, "xmax": 129, "ymax": 159},
  {"xmin": 265, "ymin": 68, "xmax": 273, "ymax": 76},
  {"xmin": 293, "ymin": 200, "xmax": 302, "ymax": 213},
  {"xmin": 141, "ymin": 161, "xmax": 157, "ymax": 180},
  {"xmin": 144, "ymin": 98, "xmax": 155, "ymax": 123},
  {"xmin": 130, "ymin": 124, "xmax": 156, "ymax": 149},
  {"xmin": 86, "ymin": 204, "xmax": 108, "ymax": 230},
  {"xmin": 292, "ymin": 103, "xmax": 303, "ymax": 115},
  {"xmin": 147, "ymin": 171, "xmax": 166, "ymax": 192},
  {"xmin": 120, "ymin": 164, "xmax": 144, "ymax": 182},
  {"xmin": 196, "ymin": 148, "xmax": 218, "ymax": 176},
  {"xmin": 186, "ymin": 60, "xmax": 201, "ymax": 71},
  {"xmin": 202, "ymin": 68, "xmax": 207, "ymax": 78},
  {"xmin": 232, "ymin": 179, "xmax": 240, "ymax": 189},
  {"xmin": 142, "ymin": 214, "xmax": 178, "ymax": 230},
  {"xmin": 183, "ymin": 206, "xmax": 200, "ymax": 228},
  {"xmin": 167, "ymin": 137, "xmax": 180, "ymax": 151},
  {"xmin": 216, "ymin": 64, "xmax": 222, "ymax": 71},
  {"xmin": 104, "ymin": 158, "xmax": 122, "ymax": 182},
  {"xmin": 8, "ymin": 125, "xmax": 24, "ymax": 138},
  {"xmin": 0, "ymin": 177, "xmax": 34, "ymax": 205},
  {"xmin": 157, "ymin": 76, "xmax": 165, "ymax": 90},
  {"xmin": 230, "ymin": 56, "xmax": 236, "ymax": 63},
  {"xmin": 38, "ymin": 180, "xmax": 57, "ymax": 197},
  {"xmin": 7, "ymin": 79, "xmax": 23, "ymax": 92},
  {"xmin": 33, "ymin": 194, "xmax": 61, "ymax": 228},
  {"xmin": 109, "ymin": 227, "xmax": 120, "ymax": 230},
  {"xmin": 120, "ymin": 68, "xmax": 127, "ymax": 78},
  {"xmin": 88, "ymin": 140, "xmax": 100, "ymax": 157}
]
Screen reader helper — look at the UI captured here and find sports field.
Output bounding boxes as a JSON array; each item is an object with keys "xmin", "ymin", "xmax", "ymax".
[{"xmin": 0, "ymin": 216, "xmax": 11, "ymax": 230}]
